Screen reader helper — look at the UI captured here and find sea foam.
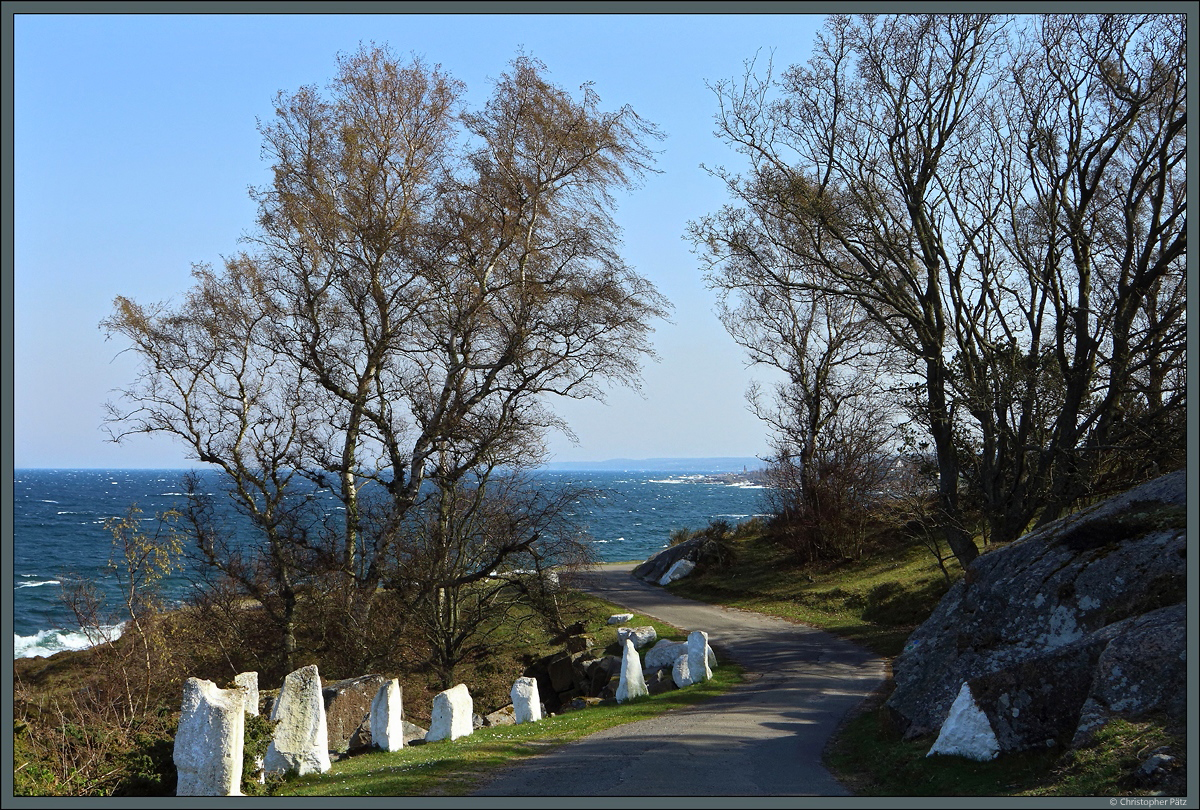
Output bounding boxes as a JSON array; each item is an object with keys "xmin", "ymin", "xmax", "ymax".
[{"xmin": 14, "ymin": 625, "xmax": 125, "ymax": 659}]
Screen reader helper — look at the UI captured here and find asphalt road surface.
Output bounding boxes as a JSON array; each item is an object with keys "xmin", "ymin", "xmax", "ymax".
[{"xmin": 472, "ymin": 563, "xmax": 886, "ymax": 797}]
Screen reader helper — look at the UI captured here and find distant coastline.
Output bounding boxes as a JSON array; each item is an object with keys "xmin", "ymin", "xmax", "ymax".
[{"xmin": 540, "ymin": 456, "xmax": 766, "ymax": 473}]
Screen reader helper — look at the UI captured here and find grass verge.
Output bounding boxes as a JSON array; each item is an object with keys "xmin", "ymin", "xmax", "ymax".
[{"xmin": 277, "ymin": 660, "xmax": 743, "ymax": 796}]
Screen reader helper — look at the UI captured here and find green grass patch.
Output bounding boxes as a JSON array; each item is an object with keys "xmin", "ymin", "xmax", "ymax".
[
  {"xmin": 668, "ymin": 529, "xmax": 956, "ymax": 657},
  {"xmin": 826, "ymin": 708, "xmax": 1186, "ymax": 797},
  {"xmin": 275, "ymin": 663, "xmax": 743, "ymax": 796}
]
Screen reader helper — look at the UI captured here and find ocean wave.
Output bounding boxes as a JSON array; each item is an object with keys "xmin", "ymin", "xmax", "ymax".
[
  {"xmin": 15, "ymin": 579, "xmax": 60, "ymax": 589},
  {"xmin": 15, "ymin": 624, "xmax": 125, "ymax": 659}
]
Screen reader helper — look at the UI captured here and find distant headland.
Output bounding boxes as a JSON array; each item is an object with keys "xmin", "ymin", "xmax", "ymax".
[{"xmin": 540, "ymin": 457, "xmax": 766, "ymax": 473}]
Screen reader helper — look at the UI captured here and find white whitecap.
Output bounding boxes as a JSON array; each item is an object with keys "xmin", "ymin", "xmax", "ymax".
[
  {"xmin": 15, "ymin": 579, "xmax": 60, "ymax": 589},
  {"xmin": 14, "ymin": 624, "xmax": 125, "ymax": 659}
]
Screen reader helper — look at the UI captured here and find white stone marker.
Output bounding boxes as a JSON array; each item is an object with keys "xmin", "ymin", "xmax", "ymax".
[
  {"xmin": 927, "ymin": 682, "xmax": 1000, "ymax": 761},
  {"xmin": 235, "ymin": 671, "xmax": 259, "ymax": 716},
  {"xmin": 174, "ymin": 677, "xmax": 245, "ymax": 796},
  {"xmin": 264, "ymin": 664, "xmax": 332, "ymax": 776},
  {"xmin": 426, "ymin": 683, "xmax": 474, "ymax": 742},
  {"xmin": 687, "ymin": 630, "xmax": 713, "ymax": 684},
  {"xmin": 659, "ymin": 559, "xmax": 695, "ymax": 585},
  {"xmin": 511, "ymin": 677, "xmax": 543, "ymax": 724},
  {"xmin": 616, "ymin": 638, "xmax": 649, "ymax": 703},
  {"xmin": 607, "ymin": 613, "xmax": 635, "ymax": 625},
  {"xmin": 671, "ymin": 654, "xmax": 692, "ymax": 689},
  {"xmin": 370, "ymin": 679, "xmax": 404, "ymax": 752}
]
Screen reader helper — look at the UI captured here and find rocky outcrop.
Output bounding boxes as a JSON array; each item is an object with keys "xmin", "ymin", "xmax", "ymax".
[
  {"xmin": 887, "ymin": 470, "xmax": 1186, "ymax": 755},
  {"xmin": 633, "ymin": 535, "xmax": 704, "ymax": 583}
]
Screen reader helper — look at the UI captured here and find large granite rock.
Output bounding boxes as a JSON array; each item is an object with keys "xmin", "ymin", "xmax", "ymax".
[
  {"xmin": 323, "ymin": 674, "xmax": 388, "ymax": 754},
  {"xmin": 633, "ymin": 535, "xmax": 705, "ymax": 583},
  {"xmin": 174, "ymin": 678, "xmax": 246, "ymax": 796},
  {"xmin": 888, "ymin": 470, "xmax": 1186, "ymax": 754},
  {"xmin": 264, "ymin": 665, "xmax": 331, "ymax": 776}
]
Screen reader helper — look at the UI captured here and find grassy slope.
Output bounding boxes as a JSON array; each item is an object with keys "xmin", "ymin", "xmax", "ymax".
[{"xmin": 664, "ymin": 528, "xmax": 1187, "ymax": 797}]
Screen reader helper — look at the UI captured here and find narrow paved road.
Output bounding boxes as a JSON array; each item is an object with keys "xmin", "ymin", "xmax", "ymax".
[{"xmin": 473, "ymin": 563, "xmax": 886, "ymax": 796}]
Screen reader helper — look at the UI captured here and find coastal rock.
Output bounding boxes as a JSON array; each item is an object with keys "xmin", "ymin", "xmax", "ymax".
[
  {"xmin": 511, "ymin": 677, "xmax": 542, "ymax": 724},
  {"xmin": 616, "ymin": 638, "xmax": 648, "ymax": 703},
  {"xmin": 264, "ymin": 665, "xmax": 331, "ymax": 776},
  {"xmin": 174, "ymin": 678, "xmax": 245, "ymax": 796},
  {"xmin": 323, "ymin": 674, "xmax": 388, "ymax": 754},
  {"xmin": 617, "ymin": 625, "xmax": 658, "ymax": 650},
  {"xmin": 369, "ymin": 679, "xmax": 404, "ymax": 752},
  {"xmin": 889, "ymin": 470, "xmax": 1187, "ymax": 750},
  {"xmin": 659, "ymin": 559, "xmax": 695, "ymax": 585},
  {"xmin": 632, "ymin": 534, "xmax": 704, "ymax": 583},
  {"xmin": 426, "ymin": 683, "xmax": 473, "ymax": 742}
]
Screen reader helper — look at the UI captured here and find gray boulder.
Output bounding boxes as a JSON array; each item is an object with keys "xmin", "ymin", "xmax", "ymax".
[
  {"xmin": 633, "ymin": 535, "xmax": 704, "ymax": 583},
  {"xmin": 889, "ymin": 470, "xmax": 1186, "ymax": 752},
  {"xmin": 323, "ymin": 674, "xmax": 388, "ymax": 755}
]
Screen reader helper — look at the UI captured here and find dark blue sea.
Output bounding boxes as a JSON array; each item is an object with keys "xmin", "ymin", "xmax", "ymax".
[{"xmin": 12, "ymin": 469, "xmax": 769, "ymax": 658}]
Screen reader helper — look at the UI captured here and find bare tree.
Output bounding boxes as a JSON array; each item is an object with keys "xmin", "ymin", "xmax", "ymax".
[
  {"xmin": 104, "ymin": 45, "xmax": 668, "ymax": 670},
  {"xmin": 694, "ymin": 13, "xmax": 1185, "ymax": 566}
]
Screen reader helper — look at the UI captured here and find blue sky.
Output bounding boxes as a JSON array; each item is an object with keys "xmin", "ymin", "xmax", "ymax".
[{"xmin": 12, "ymin": 10, "xmax": 827, "ymax": 469}]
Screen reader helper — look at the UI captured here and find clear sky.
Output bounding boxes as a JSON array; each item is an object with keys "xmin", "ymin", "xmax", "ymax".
[{"xmin": 11, "ymin": 9, "xmax": 827, "ymax": 469}]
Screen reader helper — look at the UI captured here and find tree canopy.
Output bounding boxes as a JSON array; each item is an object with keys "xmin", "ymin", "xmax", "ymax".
[
  {"xmin": 693, "ymin": 13, "xmax": 1186, "ymax": 566},
  {"xmin": 104, "ymin": 45, "xmax": 669, "ymax": 676}
]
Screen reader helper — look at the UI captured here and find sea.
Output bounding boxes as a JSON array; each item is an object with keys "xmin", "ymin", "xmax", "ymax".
[{"xmin": 11, "ymin": 468, "xmax": 769, "ymax": 659}]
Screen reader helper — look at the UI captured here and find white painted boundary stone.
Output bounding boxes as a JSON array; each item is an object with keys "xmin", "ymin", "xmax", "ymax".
[
  {"xmin": 618, "ymin": 625, "xmax": 657, "ymax": 649},
  {"xmin": 608, "ymin": 613, "xmax": 635, "ymax": 625},
  {"xmin": 264, "ymin": 665, "xmax": 331, "ymax": 776},
  {"xmin": 927, "ymin": 682, "xmax": 1000, "ymax": 761},
  {"xmin": 672, "ymin": 654, "xmax": 691, "ymax": 689},
  {"xmin": 511, "ymin": 677, "xmax": 542, "ymax": 724},
  {"xmin": 687, "ymin": 630, "xmax": 713, "ymax": 684},
  {"xmin": 235, "ymin": 671, "xmax": 259, "ymax": 716},
  {"xmin": 659, "ymin": 559, "xmax": 695, "ymax": 585},
  {"xmin": 174, "ymin": 678, "xmax": 245, "ymax": 796},
  {"xmin": 427, "ymin": 683, "xmax": 473, "ymax": 742},
  {"xmin": 370, "ymin": 679, "xmax": 404, "ymax": 752},
  {"xmin": 616, "ymin": 638, "xmax": 649, "ymax": 703}
]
